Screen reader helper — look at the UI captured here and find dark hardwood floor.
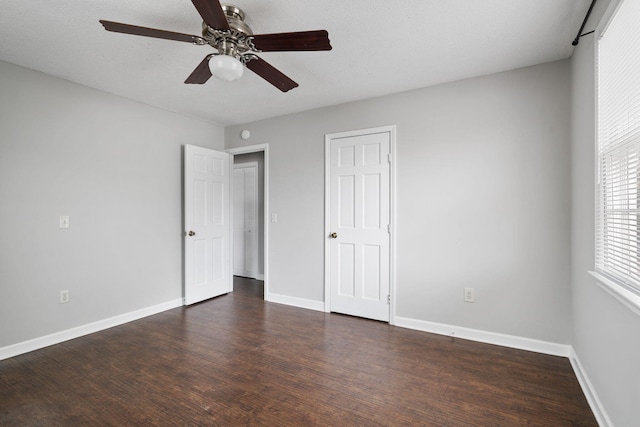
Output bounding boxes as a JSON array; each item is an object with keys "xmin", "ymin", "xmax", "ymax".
[{"xmin": 1, "ymin": 277, "xmax": 597, "ymax": 426}]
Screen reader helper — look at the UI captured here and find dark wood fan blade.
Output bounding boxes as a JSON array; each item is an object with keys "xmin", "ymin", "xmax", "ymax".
[
  {"xmin": 245, "ymin": 56, "xmax": 298, "ymax": 92},
  {"xmin": 185, "ymin": 56, "xmax": 213, "ymax": 84},
  {"xmin": 251, "ymin": 30, "xmax": 332, "ymax": 52},
  {"xmin": 190, "ymin": 0, "xmax": 229, "ymax": 30},
  {"xmin": 99, "ymin": 20, "xmax": 203, "ymax": 44}
]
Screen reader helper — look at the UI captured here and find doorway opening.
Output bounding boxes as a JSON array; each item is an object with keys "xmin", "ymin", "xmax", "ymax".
[
  {"xmin": 228, "ymin": 144, "xmax": 269, "ymax": 300},
  {"xmin": 233, "ymin": 160, "xmax": 261, "ymax": 279}
]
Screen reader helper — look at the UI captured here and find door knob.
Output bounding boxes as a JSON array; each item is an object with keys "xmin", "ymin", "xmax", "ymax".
[
  {"xmin": 330, "ymin": 232, "xmax": 338, "ymax": 239},
  {"xmin": 187, "ymin": 231, "xmax": 196, "ymax": 236}
]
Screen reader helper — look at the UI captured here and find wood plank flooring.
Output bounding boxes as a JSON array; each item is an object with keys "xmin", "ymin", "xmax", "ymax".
[{"xmin": 1, "ymin": 277, "xmax": 597, "ymax": 426}]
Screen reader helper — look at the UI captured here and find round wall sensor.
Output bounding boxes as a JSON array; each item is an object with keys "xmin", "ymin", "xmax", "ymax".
[{"xmin": 240, "ymin": 130, "xmax": 251, "ymax": 140}]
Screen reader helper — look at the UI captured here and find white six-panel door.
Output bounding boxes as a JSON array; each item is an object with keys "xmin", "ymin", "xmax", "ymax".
[
  {"xmin": 184, "ymin": 145, "xmax": 232, "ymax": 305},
  {"xmin": 327, "ymin": 127, "xmax": 393, "ymax": 322},
  {"xmin": 233, "ymin": 162, "xmax": 258, "ymax": 278}
]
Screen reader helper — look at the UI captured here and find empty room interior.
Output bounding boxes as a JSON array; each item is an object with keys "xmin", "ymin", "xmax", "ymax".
[{"xmin": 1, "ymin": 0, "xmax": 639, "ymax": 425}]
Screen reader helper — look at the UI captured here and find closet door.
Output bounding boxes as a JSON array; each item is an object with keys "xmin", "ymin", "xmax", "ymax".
[
  {"xmin": 233, "ymin": 162, "xmax": 258, "ymax": 278},
  {"xmin": 326, "ymin": 128, "xmax": 392, "ymax": 322}
]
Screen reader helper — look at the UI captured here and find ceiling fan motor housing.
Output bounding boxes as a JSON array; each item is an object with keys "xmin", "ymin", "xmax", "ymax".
[{"xmin": 201, "ymin": 4, "xmax": 256, "ymax": 57}]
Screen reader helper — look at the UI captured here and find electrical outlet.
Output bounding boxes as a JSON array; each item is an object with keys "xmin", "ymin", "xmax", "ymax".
[
  {"xmin": 59, "ymin": 290, "xmax": 70, "ymax": 304},
  {"xmin": 464, "ymin": 287, "xmax": 475, "ymax": 303}
]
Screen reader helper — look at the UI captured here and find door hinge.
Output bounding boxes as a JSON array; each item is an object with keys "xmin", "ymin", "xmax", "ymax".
[
  {"xmin": 388, "ymin": 153, "xmax": 392, "ymax": 163},
  {"xmin": 387, "ymin": 295, "xmax": 391, "ymax": 304},
  {"xmin": 387, "ymin": 224, "xmax": 391, "ymax": 233}
]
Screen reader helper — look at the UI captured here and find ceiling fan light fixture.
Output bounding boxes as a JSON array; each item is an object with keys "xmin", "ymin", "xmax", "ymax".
[{"xmin": 209, "ymin": 54, "xmax": 244, "ymax": 82}]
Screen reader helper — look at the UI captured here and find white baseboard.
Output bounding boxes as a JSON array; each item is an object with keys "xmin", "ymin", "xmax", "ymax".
[
  {"xmin": 255, "ymin": 274, "xmax": 265, "ymax": 281},
  {"xmin": 395, "ymin": 316, "xmax": 610, "ymax": 425},
  {"xmin": 266, "ymin": 292, "xmax": 325, "ymax": 312},
  {"xmin": 394, "ymin": 316, "xmax": 571, "ymax": 357},
  {"xmin": 570, "ymin": 348, "xmax": 613, "ymax": 427},
  {"xmin": 0, "ymin": 298, "xmax": 183, "ymax": 361}
]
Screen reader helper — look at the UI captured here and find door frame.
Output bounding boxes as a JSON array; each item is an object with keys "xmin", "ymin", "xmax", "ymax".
[
  {"xmin": 324, "ymin": 126, "xmax": 397, "ymax": 324},
  {"xmin": 233, "ymin": 161, "xmax": 259, "ymax": 278},
  {"xmin": 227, "ymin": 143, "xmax": 269, "ymax": 300}
]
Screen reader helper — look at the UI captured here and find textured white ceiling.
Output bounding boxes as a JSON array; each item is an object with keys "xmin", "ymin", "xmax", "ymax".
[{"xmin": 0, "ymin": 0, "xmax": 590, "ymax": 126}]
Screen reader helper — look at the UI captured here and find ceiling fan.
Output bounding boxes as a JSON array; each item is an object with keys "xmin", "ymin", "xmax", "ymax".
[{"xmin": 99, "ymin": 0, "xmax": 332, "ymax": 92}]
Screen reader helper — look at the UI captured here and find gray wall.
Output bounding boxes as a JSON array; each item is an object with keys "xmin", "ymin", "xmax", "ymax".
[
  {"xmin": 0, "ymin": 61, "xmax": 224, "ymax": 347},
  {"xmin": 571, "ymin": 0, "xmax": 640, "ymax": 424},
  {"xmin": 226, "ymin": 59, "xmax": 572, "ymax": 344}
]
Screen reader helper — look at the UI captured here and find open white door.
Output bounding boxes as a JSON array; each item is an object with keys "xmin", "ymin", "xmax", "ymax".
[
  {"xmin": 326, "ymin": 127, "xmax": 393, "ymax": 322},
  {"xmin": 184, "ymin": 144, "xmax": 232, "ymax": 305}
]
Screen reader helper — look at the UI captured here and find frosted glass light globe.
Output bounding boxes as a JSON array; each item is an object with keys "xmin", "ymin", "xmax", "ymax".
[{"xmin": 209, "ymin": 55, "xmax": 244, "ymax": 82}]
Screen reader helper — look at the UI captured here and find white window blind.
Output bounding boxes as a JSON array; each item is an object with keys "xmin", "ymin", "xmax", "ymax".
[{"xmin": 596, "ymin": 0, "xmax": 640, "ymax": 295}]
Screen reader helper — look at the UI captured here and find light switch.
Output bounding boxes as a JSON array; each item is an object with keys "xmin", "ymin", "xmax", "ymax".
[
  {"xmin": 271, "ymin": 213, "xmax": 278, "ymax": 223},
  {"xmin": 59, "ymin": 216, "xmax": 70, "ymax": 229}
]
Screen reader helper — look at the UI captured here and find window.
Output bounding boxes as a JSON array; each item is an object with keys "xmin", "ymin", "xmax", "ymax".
[{"xmin": 596, "ymin": 0, "xmax": 640, "ymax": 297}]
